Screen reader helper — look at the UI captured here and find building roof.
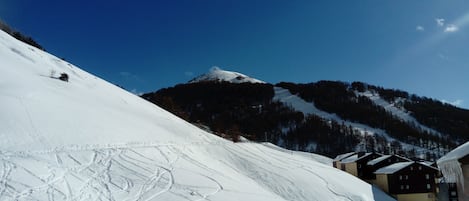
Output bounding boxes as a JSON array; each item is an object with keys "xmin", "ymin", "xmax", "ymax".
[
  {"xmin": 333, "ymin": 152, "xmax": 356, "ymax": 161},
  {"xmin": 341, "ymin": 153, "xmax": 377, "ymax": 163},
  {"xmin": 375, "ymin": 161, "xmax": 438, "ymax": 174},
  {"xmin": 437, "ymin": 141, "xmax": 469, "ymax": 165},
  {"xmin": 374, "ymin": 162, "xmax": 413, "ymax": 174},
  {"xmin": 437, "ymin": 141, "xmax": 469, "ymax": 185},
  {"xmin": 367, "ymin": 154, "xmax": 410, "ymax": 166},
  {"xmin": 367, "ymin": 155, "xmax": 392, "ymax": 166}
]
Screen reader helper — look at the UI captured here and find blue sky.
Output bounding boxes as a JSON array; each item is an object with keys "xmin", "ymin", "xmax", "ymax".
[{"xmin": 1, "ymin": 0, "xmax": 469, "ymax": 108}]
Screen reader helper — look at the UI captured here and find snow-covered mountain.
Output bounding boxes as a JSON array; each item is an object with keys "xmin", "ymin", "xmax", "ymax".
[
  {"xmin": 272, "ymin": 87, "xmax": 440, "ymax": 157},
  {"xmin": 146, "ymin": 69, "xmax": 468, "ymax": 161},
  {"xmin": 0, "ymin": 29, "xmax": 395, "ymax": 200},
  {"xmin": 189, "ymin": 66, "xmax": 265, "ymax": 84}
]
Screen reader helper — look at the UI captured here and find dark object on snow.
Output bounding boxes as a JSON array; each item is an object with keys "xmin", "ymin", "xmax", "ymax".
[{"xmin": 59, "ymin": 73, "xmax": 69, "ymax": 82}]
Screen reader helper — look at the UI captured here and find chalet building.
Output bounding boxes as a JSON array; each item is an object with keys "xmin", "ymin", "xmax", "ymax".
[
  {"xmin": 365, "ymin": 154, "xmax": 411, "ymax": 181},
  {"xmin": 340, "ymin": 152, "xmax": 381, "ymax": 178},
  {"xmin": 374, "ymin": 161, "xmax": 439, "ymax": 201},
  {"xmin": 437, "ymin": 141, "xmax": 469, "ymax": 201},
  {"xmin": 333, "ymin": 152, "xmax": 355, "ymax": 170}
]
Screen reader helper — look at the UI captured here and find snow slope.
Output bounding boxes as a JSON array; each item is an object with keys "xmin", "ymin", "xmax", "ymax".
[
  {"xmin": 0, "ymin": 30, "xmax": 395, "ymax": 201},
  {"xmin": 273, "ymin": 87, "xmax": 434, "ymax": 156},
  {"xmin": 189, "ymin": 66, "xmax": 265, "ymax": 84},
  {"xmin": 356, "ymin": 91, "xmax": 443, "ymax": 137},
  {"xmin": 273, "ymin": 87, "xmax": 389, "ymax": 137}
]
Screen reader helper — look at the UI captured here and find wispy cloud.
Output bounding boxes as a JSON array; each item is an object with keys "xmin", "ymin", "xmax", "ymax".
[
  {"xmin": 435, "ymin": 18, "xmax": 445, "ymax": 26},
  {"xmin": 416, "ymin": 25, "xmax": 424, "ymax": 31},
  {"xmin": 437, "ymin": 53, "xmax": 449, "ymax": 60},
  {"xmin": 444, "ymin": 24, "xmax": 459, "ymax": 32},
  {"xmin": 442, "ymin": 99, "xmax": 464, "ymax": 107}
]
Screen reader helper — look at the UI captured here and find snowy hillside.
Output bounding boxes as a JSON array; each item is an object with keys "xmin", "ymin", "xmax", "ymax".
[
  {"xmin": 0, "ymin": 30, "xmax": 395, "ymax": 200},
  {"xmin": 273, "ymin": 86, "xmax": 437, "ymax": 157},
  {"xmin": 189, "ymin": 66, "xmax": 265, "ymax": 84},
  {"xmin": 356, "ymin": 91, "xmax": 443, "ymax": 137}
]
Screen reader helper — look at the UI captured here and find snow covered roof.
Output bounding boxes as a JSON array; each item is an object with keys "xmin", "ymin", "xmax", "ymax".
[
  {"xmin": 437, "ymin": 141, "xmax": 469, "ymax": 188},
  {"xmin": 367, "ymin": 154, "xmax": 410, "ymax": 166},
  {"xmin": 374, "ymin": 162, "xmax": 413, "ymax": 174},
  {"xmin": 438, "ymin": 141, "xmax": 469, "ymax": 165},
  {"xmin": 367, "ymin": 155, "xmax": 392, "ymax": 166},
  {"xmin": 189, "ymin": 67, "xmax": 265, "ymax": 84},
  {"xmin": 333, "ymin": 152, "xmax": 356, "ymax": 161},
  {"xmin": 341, "ymin": 153, "xmax": 378, "ymax": 163},
  {"xmin": 374, "ymin": 161, "xmax": 437, "ymax": 174}
]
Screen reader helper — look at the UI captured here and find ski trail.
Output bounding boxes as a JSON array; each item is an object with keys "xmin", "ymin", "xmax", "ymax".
[
  {"xmin": 0, "ymin": 160, "xmax": 13, "ymax": 199},
  {"xmin": 142, "ymin": 168, "xmax": 174, "ymax": 201},
  {"xmin": 193, "ymin": 173, "xmax": 224, "ymax": 201},
  {"xmin": 301, "ymin": 166, "xmax": 353, "ymax": 201}
]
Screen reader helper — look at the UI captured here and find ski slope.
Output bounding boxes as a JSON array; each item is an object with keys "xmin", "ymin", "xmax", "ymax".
[
  {"xmin": 356, "ymin": 91, "xmax": 443, "ymax": 137},
  {"xmin": 273, "ymin": 86, "xmax": 389, "ymax": 137},
  {"xmin": 273, "ymin": 86, "xmax": 434, "ymax": 157},
  {"xmin": 0, "ymin": 29, "xmax": 395, "ymax": 201}
]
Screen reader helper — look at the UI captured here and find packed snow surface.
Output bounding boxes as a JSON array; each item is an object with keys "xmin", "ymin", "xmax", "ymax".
[
  {"xmin": 189, "ymin": 66, "xmax": 265, "ymax": 84},
  {"xmin": 0, "ymin": 30, "xmax": 395, "ymax": 201}
]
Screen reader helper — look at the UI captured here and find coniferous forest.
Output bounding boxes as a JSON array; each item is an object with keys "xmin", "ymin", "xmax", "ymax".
[{"xmin": 143, "ymin": 81, "xmax": 467, "ymax": 159}]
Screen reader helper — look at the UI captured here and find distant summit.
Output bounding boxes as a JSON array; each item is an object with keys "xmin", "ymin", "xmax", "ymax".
[{"xmin": 189, "ymin": 66, "xmax": 265, "ymax": 84}]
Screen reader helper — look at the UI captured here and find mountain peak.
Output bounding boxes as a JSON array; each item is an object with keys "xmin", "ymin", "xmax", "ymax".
[{"xmin": 189, "ymin": 66, "xmax": 265, "ymax": 84}]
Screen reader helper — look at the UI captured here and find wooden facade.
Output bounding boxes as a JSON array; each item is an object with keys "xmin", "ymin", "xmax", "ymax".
[
  {"xmin": 341, "ymin": 152, "xmax": 381, "ymax": 178},
  {"xmin": 332, "ymin": 152, "xmax": 355, "ymax": 169}
]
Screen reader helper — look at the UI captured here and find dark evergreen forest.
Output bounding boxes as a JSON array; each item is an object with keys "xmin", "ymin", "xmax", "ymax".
[{"xmin": 143, "ymin": 81, "xmax": 467, "ymax": 159}]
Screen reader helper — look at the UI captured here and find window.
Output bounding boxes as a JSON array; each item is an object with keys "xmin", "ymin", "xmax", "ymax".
[
  {"xmin": 405, "ymin": 175, "xmax": 408, "ymax": 180},
  {"xmin": 400, "ymin": 185, "xmax": 404, "ymax": 190},
  {"xmin": 410, "ymin": 166, "xmax": 413, "ymax": 171},
  {"xmin": 425, "ymin": 174, "xmax": 430, "ymax": 179},
  {"xmin": 418, "ymin": 166, "xmax": 422, "ymax": 170},
  {"xmin": 399, "ymin": 175, "xmax": 402, "ymax": 180},
  {"xmin": 358, "ymin": 164, "xmax": 361, "ymax": 168},
  {"xmin": 406, "ymin": 185, "xmax": 409, "ymax": 190},
  {"xmin": 450, "ymin": 191, "xmax": 457, "ymax": 196},
  {"xmin": 427, "ymin": 184, "xmax": 431, "ymax": 189}
]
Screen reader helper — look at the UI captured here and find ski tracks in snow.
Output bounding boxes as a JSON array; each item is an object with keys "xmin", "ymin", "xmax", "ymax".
[{"xmin": 0, "ymin": 143, "xmax": 225, "ymax": 201}]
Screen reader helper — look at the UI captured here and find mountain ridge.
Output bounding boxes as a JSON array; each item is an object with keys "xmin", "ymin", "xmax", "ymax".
[{"xmin": 144, "ymin": 69, "xmax": 467, "ymax": 160}]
